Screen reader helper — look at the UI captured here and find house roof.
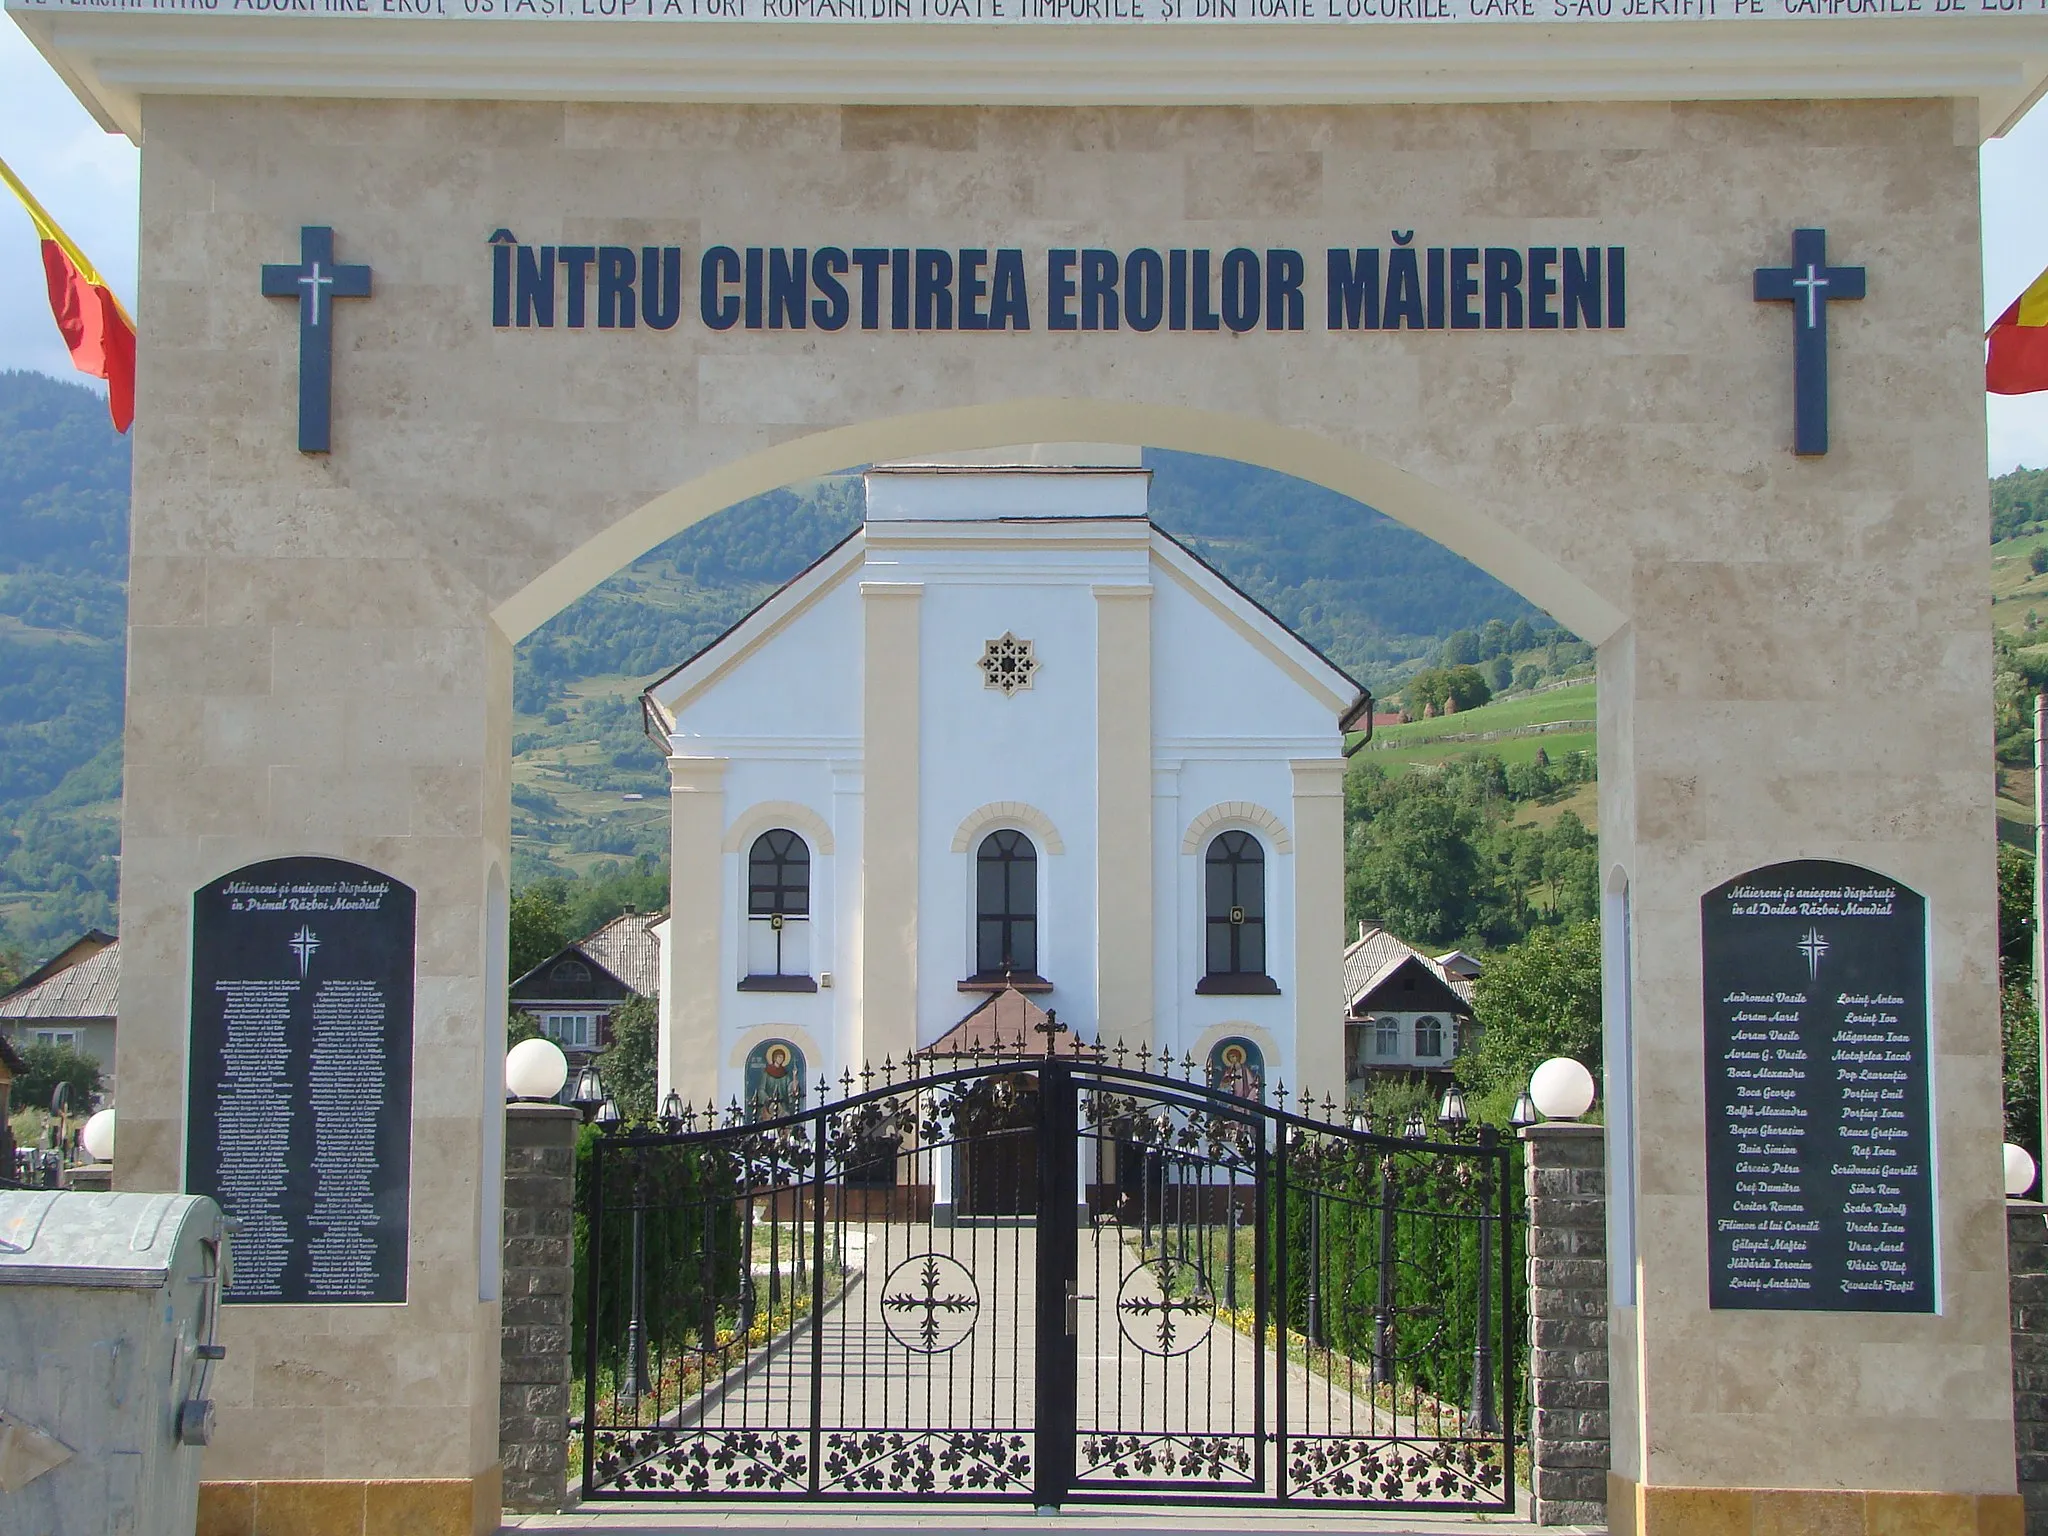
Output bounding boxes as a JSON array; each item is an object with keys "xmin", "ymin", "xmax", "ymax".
[
  {"xmin": 509, "ymin": 909, "xmax": 666, "ymax": 1004},
  {"xmin": 1344, "ymin": 924, "xmax": 1474, "ymax": 1016},
  {"xmin": 642, "ymin": 506, "xmax": 1370, "ymax": 735},
  {"xmin": 580, "ymin": 910, "xmax": 663, "ymax": 997},
  {"xmin": 917, "ymin": 988, "xmax": 1100, "ymax": 1060},
  {"xmin": 0, "ymin": 933, "xmax": 119, "ymax": 1023}
]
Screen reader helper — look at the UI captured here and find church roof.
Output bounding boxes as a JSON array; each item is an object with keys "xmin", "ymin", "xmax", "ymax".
[
  {"xmin": 640, "ymin": 509, "xmax": 1372, "ymax": 736},
  {"xmin": 1344, "ymin": 923, "xmax": 1474, "ymax": 1016},
  {"xmin": 917, "ymin": 988, "xmax": 1100, "ymax": 1059},
  {"xmin": 0, "ymin": 932, "xmax": 119, "ymax": 1023}
]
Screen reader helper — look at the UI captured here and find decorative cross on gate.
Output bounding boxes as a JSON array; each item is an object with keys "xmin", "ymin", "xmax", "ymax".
[
  {"xmin": 1035, "ymin": 1009, "xmax": 1068, "ymax": 1057},
  {"xmin": 1753, "ymin": 228, "xmax": 1865, "ymax": 457},
  {"xmin": 1117, "ymin": 1256, "xmax": 1215, "ymax": 1356},
  {"xmin": 261, "ymin": 226, "xmax": 372, "ymax": 454},
  {"xmin": 879, "ymin": 1254, "xmax": 979, "ymax": 1352}
]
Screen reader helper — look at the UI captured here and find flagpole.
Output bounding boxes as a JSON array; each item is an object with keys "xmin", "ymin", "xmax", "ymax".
[{"xmin": 2036, "ymin": 691, "xmax": 2046, "ymax": 1189}]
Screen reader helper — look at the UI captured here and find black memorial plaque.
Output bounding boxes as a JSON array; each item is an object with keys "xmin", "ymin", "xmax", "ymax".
[
  {"xmin": 1702, "ymin": 860, "xmax": 1935, "ymax": 1312},
  {"xmin": 186, "ymin": 856, "xmax": 414, "ymax": 1304}
]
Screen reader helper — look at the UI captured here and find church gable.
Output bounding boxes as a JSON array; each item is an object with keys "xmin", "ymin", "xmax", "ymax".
[
  {"xmin": 643, "ymin": 532, "xmax": 866, "ymax": 740},
  {"xmin": 1148, "ymin": 532, "xmax": 1368, "ymax": 740}
]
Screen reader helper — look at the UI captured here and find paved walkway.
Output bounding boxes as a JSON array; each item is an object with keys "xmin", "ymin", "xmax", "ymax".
[{"xmin": 602, "ymin": 1216, "xmax": 1514, "ymax": 1514}]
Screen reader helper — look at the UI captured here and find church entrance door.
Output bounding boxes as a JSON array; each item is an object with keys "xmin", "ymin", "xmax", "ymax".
[{"xmin": 577, "ymin": 1048, "xmax": 1515, "ymax": 1513}]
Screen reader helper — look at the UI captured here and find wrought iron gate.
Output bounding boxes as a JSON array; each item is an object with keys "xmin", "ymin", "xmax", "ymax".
[{"xmin": 578, "ymin": 1044, "xmax": 1515, "ymax": 1511}]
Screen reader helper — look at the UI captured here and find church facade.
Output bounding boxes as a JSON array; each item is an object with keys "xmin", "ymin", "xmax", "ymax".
[{"xmin": 646, "ymin": 462, "xmax": 1368, "ymax": 1115}]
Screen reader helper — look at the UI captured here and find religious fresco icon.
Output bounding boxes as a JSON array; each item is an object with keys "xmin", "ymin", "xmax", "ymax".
[
  {"xmin": 744, "ymin": 1038, "xmax": 806, "ymax": 1121},
  {"xmin": 1207, "ymin": 1037, "xmax": 1264, "ymax": 1100}
]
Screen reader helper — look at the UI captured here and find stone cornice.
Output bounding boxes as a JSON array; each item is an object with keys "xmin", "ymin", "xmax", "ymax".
[{"xmin": 8, "ymin": 9, "xmax": 2046, "ymax": 143}]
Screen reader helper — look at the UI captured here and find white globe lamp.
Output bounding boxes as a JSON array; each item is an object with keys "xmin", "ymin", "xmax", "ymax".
[
  {"xmin": 2006, "ymin": 1143, "xmax": 2038, "ymax": 1200},
  {"xmin": 505, "ymin": 1038, "xmax": 569, "ymax": 1103},
  {"xmin": 80, "ymin": 1108, "xmax": 116, "ymax": 1163},
  {"xmin": 1528, "ymin": 1057, "xmax": 1597, "ymax": 1122}
]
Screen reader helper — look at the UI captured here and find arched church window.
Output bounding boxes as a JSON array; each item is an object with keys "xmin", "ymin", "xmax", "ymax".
[
  {"xmin": 749, "ymin": 829, "xmax": 810, "ymax": 917},
  {"xmin": 742, "ymin": 830, "xmax": 816, "ymax": 991},
  {"xmin": 1197, "ymin": 831, "xmax": 1278, "ymax": 994},
  {"xmin": 975, "ymin": 829, "xmax": 1038, "ymax": 978},
  {"xmin": 743, "ymin": 1038, "xmax": 806, "ymax": 1122},
  {"xmin": 1207, "ymin": 1036, "xmax": 1265, "ymax": 1100},
  {"xmin": 1415, "ymin": 1015, "xmax": 1444, "ymax": 1059}
]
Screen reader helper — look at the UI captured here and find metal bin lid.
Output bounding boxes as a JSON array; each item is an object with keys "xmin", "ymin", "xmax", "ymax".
[{"xmin": 0, "ymin": 1191, "xmax": 222, "ymax": 1289}]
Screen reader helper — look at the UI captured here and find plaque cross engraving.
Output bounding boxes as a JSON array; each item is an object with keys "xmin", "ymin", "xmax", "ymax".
[
  {"xmin": 261, "ymin": 226, "xmax": 373, "ymax": 454},
  {"xmin": 1753, "ymin": 228, "xmax": 1865, "ymax": 457}
]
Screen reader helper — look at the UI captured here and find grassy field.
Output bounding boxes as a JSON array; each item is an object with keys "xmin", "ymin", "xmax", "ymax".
[
  {"xmin": 511, "ymin": 672, "xmax": 670, "ymax": 876},
  {"xmin": 1367, "ymin": 679, "xmax": 1595, "ymax": 747},
  {"xmin": 1354, "ymin": 679, "xmax": 1596, "ymax": 790}
]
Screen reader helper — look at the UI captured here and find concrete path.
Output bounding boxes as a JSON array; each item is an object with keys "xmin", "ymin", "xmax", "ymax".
[{"xmin": 604, "ymin": 1216, "xmax": 1511, "ymax": 1515}]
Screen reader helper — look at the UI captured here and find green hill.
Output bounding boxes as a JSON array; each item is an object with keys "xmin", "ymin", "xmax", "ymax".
[{"xmin": 4, "ymin": 360, "xmax": 2030, "ymax": 957}]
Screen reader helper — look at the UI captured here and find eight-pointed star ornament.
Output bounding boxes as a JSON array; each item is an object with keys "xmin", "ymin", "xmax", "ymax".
[{"xmin": 979, "ymin": 633, "xmax": 1039, "ymax": 696}]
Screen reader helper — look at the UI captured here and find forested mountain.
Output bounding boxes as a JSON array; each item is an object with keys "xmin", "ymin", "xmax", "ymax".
[
  {"xmin": 0, "ymin": 372, "xmax": 128, "ymax": 955},
  {"xmin": 3, "ymin": 363, "xmax": 2031, "ymax": 961}
]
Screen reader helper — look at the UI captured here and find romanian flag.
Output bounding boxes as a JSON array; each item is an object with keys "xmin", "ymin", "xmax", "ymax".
[
  {"xmin": 1, "ymin": 155, "xmax": 135, "ymax": 433},
  {"xmin": 1990, "ymin": 263, "xmax": 2048, "ymax": 397}
]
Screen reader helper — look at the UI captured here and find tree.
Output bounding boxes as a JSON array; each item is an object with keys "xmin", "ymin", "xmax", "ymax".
[
  {"xmin": 2001, "ymin": 843, "xmax": 2035, "ymax": 990},
  {"xmin": 508, "ymin": 881, "xmax": 571, "ymax": 979},
  {"xmin": 1458, "ymin": 921, "xmax": 1603, "ymax": 1099},
  {"xmin": 1403, "ymin": 667, "xmax": 1449, "ymax": 716},
  {"xmin": 1346, "ymin": 789, "xmax": 1499, "ymax": 949},
  {"xmin": 1442, "ymin": 665, "xmax": 1492, "ymax": 712},
  {"xmin": 1477, "ymin": 618, "xmax": 1510, "ymax": 659},
  {"xmin": 507, "ymin": 1010, "xmax": 542, "ymax": 1048},
  {"xmin": 0, "ymin": 947, "xmax": 24, "ymax": 993},
  {"xmin": 1486, "ymin": 655, "xmax": 1514, "ymax": 692},
  {"xmin": 1440, "ymin": 629, "xmax": 1481, "ymax": 666},
  {"xmin": 1506, "ymin": 617, "xmax": 1536, "ymax": 653},
  {"xmin": 602, "ymin": 995, "xmax": 658, "ymax": 1124},
  {"xmin": 14, "ymin": 1042, "xmax": 103, "ymax": 1116},
  {"xmin": 2031, "ymin": 545, "xmax": 2047, "ymax": 576},
  {"xmin": 2006, "ymin": 979, "xmax": 2041, "ymax": 1157},
  {"xmin": 1514, "ymin": 663, "xmax": 1543, "ymax": 692}
]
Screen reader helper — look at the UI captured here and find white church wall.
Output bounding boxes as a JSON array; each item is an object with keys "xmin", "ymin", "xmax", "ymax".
[
  {"xmin": 1149, "ymin": 564, "xmax": 1349, "ymax": 1095},
  {"xmin": 714, "ymin": 760, "xmax": 843, "ymax": 1099},
  {"xmin": 1150, "ymin": 554, "xmax": 1351, "ymax": 745},
  {"xmin": 661, "ymin": 565, "xmax": 863, "ymax": 745},
  {"xmin": 911, "ymin": 560, "xmax": 1118, "ymax": 1043}
]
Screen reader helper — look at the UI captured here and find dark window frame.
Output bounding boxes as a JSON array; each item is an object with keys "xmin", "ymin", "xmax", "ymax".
[
  {"xmin": 974, "ymin": 828, "xmax": 1039, "ymax": 979},
  {"xmin": 1197, "ymin": 830, "xmax": 1279, "ymax": 995},
  {"xmin": 742, "ymin": 829, "xmax": 818, "ymax": 991}
]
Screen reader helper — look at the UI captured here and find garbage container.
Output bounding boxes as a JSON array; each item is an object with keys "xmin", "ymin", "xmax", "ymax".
[{"xmin": 0, "ymin": 1191, "xmax": 229, "ymax": 1536}]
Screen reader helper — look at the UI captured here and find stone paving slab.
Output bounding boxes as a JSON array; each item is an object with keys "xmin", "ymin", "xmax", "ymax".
[{"xmin": 502, "ymin": 1504, "xmax": 1600, "ymax": 1535}]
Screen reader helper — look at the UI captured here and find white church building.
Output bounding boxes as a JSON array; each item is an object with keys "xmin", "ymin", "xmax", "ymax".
[{"xmin": 647, "ymin": 460, "xmax": 1369, "ymax": 1122}]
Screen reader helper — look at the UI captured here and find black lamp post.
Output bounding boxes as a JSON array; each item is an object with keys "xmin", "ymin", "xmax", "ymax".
[
  {"xmin": 660, "ymin": 1089, "xmax": 684, "ymax": 1129},
  {"xmin": 1436, "ymin": 1083, "xmax": 1469, "ymax": 1134},
  {"xmin": 570, "ymin": 1064, "xmax": 606, "ymax": 1124},
  {"xmin": 1509, "ymin": 1091, "xmax": 1539, "ymax": 1130},
  {"xmin": 1401, "ymin": 1109, "xmax": 1427, "ymax": 1141}
]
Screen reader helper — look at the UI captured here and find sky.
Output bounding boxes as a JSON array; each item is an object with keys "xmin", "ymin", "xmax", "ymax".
[{"xmin": 1, "ymin": 19, "xmax": 2045, "ymax": 472}]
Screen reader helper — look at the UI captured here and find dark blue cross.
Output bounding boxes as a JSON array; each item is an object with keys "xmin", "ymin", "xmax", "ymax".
[
  {"xmin": 1753, "ymin": 228, "xmax": 1865, "ymax": 457},
  {"xmin": 261, "ymin": 226, "xmax": 372, "ymax": 455}
]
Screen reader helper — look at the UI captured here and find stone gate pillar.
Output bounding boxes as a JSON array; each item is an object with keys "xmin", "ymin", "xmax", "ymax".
[{"xmin": 1522, "ymin": 1120, "xmax": 1610, "ymax": 1527}]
